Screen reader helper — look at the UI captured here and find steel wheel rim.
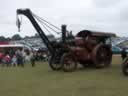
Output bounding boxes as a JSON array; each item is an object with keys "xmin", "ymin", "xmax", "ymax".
[{"xmin": 63, "ymin": 55, "xmax": 75, "ymax": 70}]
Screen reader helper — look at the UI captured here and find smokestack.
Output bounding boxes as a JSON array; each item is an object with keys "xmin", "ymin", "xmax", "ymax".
[{"xmin": 61, "ymin": 25, "xmax": 67, "ymax": 43}]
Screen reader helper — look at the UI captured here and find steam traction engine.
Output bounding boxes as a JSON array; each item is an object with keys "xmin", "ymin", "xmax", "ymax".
[{"xmin": 16, "ymin": 8, "xmax": 115, "ymax": 72}]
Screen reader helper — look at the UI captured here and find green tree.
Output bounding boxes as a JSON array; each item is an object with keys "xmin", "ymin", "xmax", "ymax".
[
  {"xmin": 12, "ymin": 34, "xmax": 22, "ymax": 40},
  {"xmin": 0, "ymin": 36, "xmax": 7, "ymax": 41}
]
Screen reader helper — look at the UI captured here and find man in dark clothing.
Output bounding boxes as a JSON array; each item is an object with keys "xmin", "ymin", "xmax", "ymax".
[
  {"xmin": 30, "ymin": 52, "xmax": 36, "ymax": 67},
  {"xmin": 121, "ymin": 48, "xmax": 127, "ymax": 60},
  {"xmin": 16, "ymin": 49, "xmax": 24, "ymax": 67}
]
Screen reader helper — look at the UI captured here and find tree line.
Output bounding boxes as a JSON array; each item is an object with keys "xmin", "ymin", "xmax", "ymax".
[{"xmin": 0, "ymin": 33, "xmax": 40, "ymax": 41}]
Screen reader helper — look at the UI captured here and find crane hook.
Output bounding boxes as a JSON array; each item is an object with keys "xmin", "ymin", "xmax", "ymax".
[{"xmin": 16, "ymin": 14, "xmax": 22, "ymax": 32}]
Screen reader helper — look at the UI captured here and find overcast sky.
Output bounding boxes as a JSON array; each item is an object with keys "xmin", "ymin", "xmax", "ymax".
[{"xmin": 0, "ymin": 0, "xmax": 128, "ymax": 37}]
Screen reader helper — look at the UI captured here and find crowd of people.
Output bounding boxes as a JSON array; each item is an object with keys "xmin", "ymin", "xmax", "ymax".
[{"xmin": 0, "ymin": 48, "xmax": 48, "ymax": 67}]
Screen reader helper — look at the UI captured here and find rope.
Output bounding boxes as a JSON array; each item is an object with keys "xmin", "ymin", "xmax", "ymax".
[
  {"xmin": 34, "ymin": 15, "xmax": 61, "ymax": 34},
  {"xmin": 32, "ymin": 12, "xmax": 70, "ymax": 34},
  {"xmin": 39, "ymin": 21, "xmax": 53, "ymax": 35},
  {"xmin": 32, "ymin": 13, "xmax": 61, "ymax": 31}
]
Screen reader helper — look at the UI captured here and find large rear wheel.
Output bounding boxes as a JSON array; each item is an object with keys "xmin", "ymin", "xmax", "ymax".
[{"xmin": 92, "ymin": 44, "xmax": 112, "ymax": 68}]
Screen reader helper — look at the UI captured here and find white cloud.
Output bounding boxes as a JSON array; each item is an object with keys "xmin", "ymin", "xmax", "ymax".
[{"xmin": 0, "ymin": 0, "xmax": 128, "ymax": 37}]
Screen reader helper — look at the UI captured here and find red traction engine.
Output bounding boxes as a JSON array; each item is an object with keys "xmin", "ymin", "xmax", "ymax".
[{"xmin": 16, "ymin": 8, "xmax": 116, "ymax": 72}]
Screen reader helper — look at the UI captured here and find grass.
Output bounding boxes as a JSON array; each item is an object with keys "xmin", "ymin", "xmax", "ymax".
[{"xmin": 0, "ymin": 55, "xmax": 128, "ymax": 96}]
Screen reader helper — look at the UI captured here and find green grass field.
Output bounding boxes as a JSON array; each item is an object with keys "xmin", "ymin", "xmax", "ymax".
[{"xmin": 0, "ymin": 55, "xmax": 128, "ymax": 96}]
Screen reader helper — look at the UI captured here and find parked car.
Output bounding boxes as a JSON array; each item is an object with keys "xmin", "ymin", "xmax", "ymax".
[{"xmin": 112, "ymin": 46, "xmax": 122, "ymax": 54}]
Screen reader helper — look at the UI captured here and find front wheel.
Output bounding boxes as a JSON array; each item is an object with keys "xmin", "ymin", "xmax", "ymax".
[
  {"xmin": 49, "ymin": 55, "xmax": 62, "ymax": 71},
  {"xmin": 61, "ymin": 53, "xmax": 77, "ymax": 72}
]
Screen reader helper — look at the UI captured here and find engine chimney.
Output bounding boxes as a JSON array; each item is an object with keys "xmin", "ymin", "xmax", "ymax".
[{"xmin": 61, "ymin": 25, "xmax": 67, "ymax": 43}]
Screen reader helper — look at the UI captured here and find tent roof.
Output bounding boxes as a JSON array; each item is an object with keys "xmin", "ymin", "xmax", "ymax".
[{"xmin": 0, "ymin": 44, "xmax": 23, "ymax": 48}]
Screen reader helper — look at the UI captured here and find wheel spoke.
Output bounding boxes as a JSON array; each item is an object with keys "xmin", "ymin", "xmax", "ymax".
[
  {"xmin": 94, "ymin": 45, "xmax": 112, "ymax": 68},
  {"xmin": 49, "ymin": 56, "xmax": 62, "ymax": 71},
  {"xmin": 61, "ymin": 53, "xmax": 77, "ymax": 72}
]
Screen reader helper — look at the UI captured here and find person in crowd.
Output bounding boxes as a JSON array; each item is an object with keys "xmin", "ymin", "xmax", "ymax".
[
  {"xmin": 11, "ymin": 54, "xmax": 17, "ymax": 67},
  {"xmin": 22, "ymin": 49, "xmax": 26, "ymax": 64},
  {"xmin": 24, "ymin": 49, "xmax": 31, "ymax": 63},
  {"xmin": 4, "ymin": 53, "xmax": 11, "ymax": 67},
  {"xmin": 42, "ymin": 53, "xmax": 47, "ymax": 61},
  {"xmin": 30, "ymin": 51, "xmax": 36, "ymax": 67},
  {"xmin": 9, "ymin": 49, "xmax": 15, "ymax": 58},
  {"xmin": 16, "ymin": 48, "xmax": 24, "ymax": 67},
  {"xmin": 121, "ymin": 48, "xmax": 127, "ymax": 60},
  {"xmin": 0, "ymin": 52, "xmax": 4, "ymax": 64}
]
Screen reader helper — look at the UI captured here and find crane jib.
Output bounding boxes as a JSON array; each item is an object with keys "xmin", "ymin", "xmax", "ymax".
[{"xmin": 16, "ymin": 9, "xmax": 55, "ymax": 54}]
